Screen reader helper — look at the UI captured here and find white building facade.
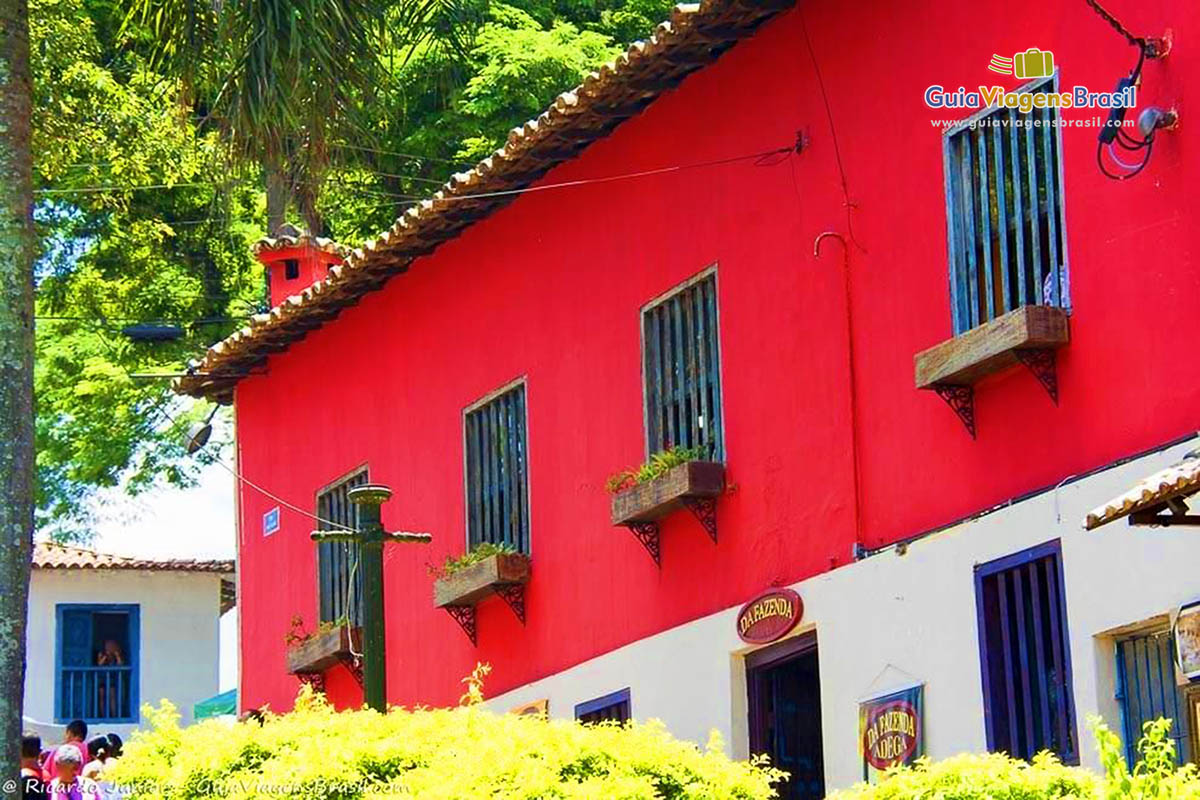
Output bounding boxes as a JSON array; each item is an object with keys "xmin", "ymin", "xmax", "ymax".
[
  {"xmin": 24, "ymin": 543, "xmax": 233, "ymax": 741},
  {"xmin": 491, "ymin": 436, "xmax": 1200, "ymax": 791}
]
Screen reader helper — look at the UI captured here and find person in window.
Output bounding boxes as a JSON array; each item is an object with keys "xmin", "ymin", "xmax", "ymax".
[
  {"xmin": 95, "ymin": 641, "xmax": 126, "ymax": 717},
  {"xmin": 20, "ymin": 732, "xmax": 47, "ymax": 800},
  {"xmin": 41, "ymin": 722, "xmax": 88, "ymax": 783},
  {"xmin": 46, "ymin": 744, "xmax": 99, "ymax": 800},
  {"xmin": 95, "ymin": 640, "xmax": 124, "ymax": 666}
]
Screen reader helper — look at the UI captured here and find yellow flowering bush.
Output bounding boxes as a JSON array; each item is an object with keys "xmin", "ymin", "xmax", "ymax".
[
  {"xmin": 830, "ymin": 717, "xmax": 1200, "ymax": 800},
  {"xmin": 107, "ymin": 686, "xmax": 783, "ymax": 799}
]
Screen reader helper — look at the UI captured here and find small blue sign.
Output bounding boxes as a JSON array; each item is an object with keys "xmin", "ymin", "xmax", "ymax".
[{"xmin": 263, "ymin": 506, "xmax": 280, "ymax": 537}]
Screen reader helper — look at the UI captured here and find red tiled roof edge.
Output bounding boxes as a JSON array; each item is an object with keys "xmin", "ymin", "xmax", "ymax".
[
  {"xmin": 174, "ymin": 0, "xmax": 795, "ymax": 403},
  {"xmin": 33, "ymin": 542, "xmax": 234, "ymax": 574}
]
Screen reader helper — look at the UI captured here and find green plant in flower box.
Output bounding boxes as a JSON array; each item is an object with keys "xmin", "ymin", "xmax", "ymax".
[
  {"xmin": 431, "ymin": 541, "xmax": 519, "ymax": 580},
  {"xmin": 605, "ymin": 445, "xmax": 708, "ymax": 494}
]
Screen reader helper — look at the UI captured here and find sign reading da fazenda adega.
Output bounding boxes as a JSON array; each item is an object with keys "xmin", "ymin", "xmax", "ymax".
[
  {"xmin": 736, "ymin": 587, "xmax": 802, "ymax": 644},
  {"xmin": 859, "ymin": 685, "xmax": 925, "ymax": 783}
]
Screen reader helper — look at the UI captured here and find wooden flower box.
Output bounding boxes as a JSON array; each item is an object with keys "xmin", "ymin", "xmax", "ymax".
[
  {"xmin": 286, "ymin": 625, "xmax": 361, "ymax": 675},
  {"xmin": 434, "ymin": 552, "xmax": 531, "ymax": 610},
  {"xmin": 611, "ymin": 461, "xmax": 725, "ymax": 527},
  {"xmin": 914, "ymin": 305, "xmax": 1069, "ymax": 389}
]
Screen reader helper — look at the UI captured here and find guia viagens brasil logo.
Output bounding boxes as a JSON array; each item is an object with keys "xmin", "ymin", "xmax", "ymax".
[{"xmin": 925, "ymin": 48, "xmax": 1136, "ymax": 111}]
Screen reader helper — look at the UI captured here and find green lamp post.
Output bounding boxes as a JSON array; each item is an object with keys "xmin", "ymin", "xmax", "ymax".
[{"xmin": 310, "ymin": 484, "xmax": 430, "ymax": 712}]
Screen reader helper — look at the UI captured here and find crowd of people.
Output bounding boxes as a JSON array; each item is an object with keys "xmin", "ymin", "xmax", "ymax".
[{"xmin": 19, "ymin": 720, "xmax": 123, "ymax": 800}]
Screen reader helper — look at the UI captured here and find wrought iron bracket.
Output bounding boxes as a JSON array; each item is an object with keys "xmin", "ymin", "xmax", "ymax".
[
  {"xmin": 494, "ymin": 583, "xmax": 527, "ymax": 625},
  {"xmin": 624, "ymin": 521, "xmax": 661, "ymax": 567},
  {"xmin": 336, "ymin": 654, "xmax": 364, "ymax": 687},
  {"xmin": 932, "ymin": 383, "xmax": 976, "ymax": 438},
  {"xmin": 444, "ymin": 605, "xmax": 477, "ymax": 646},
  {"xmin": 681, "ymin": 496, "xmax": 718, "ymax": 542},
  {"xmin": 296, "ymin": 671, "xmax": 327, "ymax": 694},
  {"xmin": 1014, "ymin": 348, "xmax": 1059, "ymax": 405}
]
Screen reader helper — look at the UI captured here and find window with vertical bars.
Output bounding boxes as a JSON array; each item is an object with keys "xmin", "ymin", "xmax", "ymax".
[
  {"xmin": 465, "ymin": 383, "xmax": 530, "ymax": 554},
  {"xmin": 642, "ymin": 272, "xmax": 723, "ymax": 460},
  {"xmin": 316, "ymin": 469, "xmax": 368, "ymax": 626},
  {"xmin": 944, "ymin": 77, "xmax": 1068, "ymax": 335},
  {"xmin": 575, "ymin": 688, "xmax": 631, "ymax": 725},
  {"xmin": 975, "ymin": 541, "xmax": 1077, "ymax": 763},
  {"xmin": 1116, "ymin": 629, "xmax": 1192, "ymax": 766}
]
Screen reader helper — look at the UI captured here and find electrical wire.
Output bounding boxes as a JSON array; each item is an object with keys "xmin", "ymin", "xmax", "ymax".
[
  {"xmin": 35, "ymin": 182, "xmax": 214, "ymax": 195},
  {"xmin": 333, "ymin": 143, "xmax": 466, "ymax": 165},
  {"xmin": 209, "ymin": 453, "xmax": 356, "ymax": 532},
  {"xmin": 35, "ymin": 315, "xmax": 249, "ymax": 324},
  {"xmin": 1099, "ymin": 136, "xmax": 1154, "ymax": 179},
  {"xmin": 1084, "ymin": 0, "xmax": 1147, "ymax": 49},
  {"xmin": 798, "ymin": 10, "xmax": 866, "ymax": 253},
  {"xmin": 1092, "ymin": 24, "xmax": 1158, "ymax": 180},
  {"xmin": 341, "ymin": 143, "xmax": 799, "ymax": 207}
]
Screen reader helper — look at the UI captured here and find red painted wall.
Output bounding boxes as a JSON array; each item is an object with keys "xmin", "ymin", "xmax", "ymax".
[{"xmin": 233, "ymin": 0, "xmax": 1198, "ymax": 713}]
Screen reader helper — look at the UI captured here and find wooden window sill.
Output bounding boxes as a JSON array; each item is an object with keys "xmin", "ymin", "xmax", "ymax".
[
  {"xmin": 915, "ymin": 305, "xmax": 1069, "ymax": 389},
  {"xmin": 286, "ymin": 625, "xmax": 361, "ymax": 675},
  {"xmin": 610, "ymin": 461, "xmax": 724, "ymax": 565},
  {"xmin": 434, "ymin": 552, "xmax": 530, "ymax": 645}
]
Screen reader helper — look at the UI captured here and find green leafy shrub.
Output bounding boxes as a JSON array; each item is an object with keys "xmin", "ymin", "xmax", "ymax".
[
  {"xmin": 830, "ymin": 717, "xmax": 1200, "ymax": 800},
  {"xmin": 431, "ymin": 541, "xmax": 520, "ymax": 580},
  {"xmin": 606, "ymin": 445, "xmax": 708, "ymax": 494},
  {"xmin": 107, "ymin": 687, "xmax": 784, "ymax": 799}
]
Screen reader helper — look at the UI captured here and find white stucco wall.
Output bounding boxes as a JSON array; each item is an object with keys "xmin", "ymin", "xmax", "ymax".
[
  {"xmin": 24, "ymin": 569, "xmax": 225, "ymax": 742},
  {"xmin": 490, "ymin": 437, "xmax": 1200, "ymax": 790}
]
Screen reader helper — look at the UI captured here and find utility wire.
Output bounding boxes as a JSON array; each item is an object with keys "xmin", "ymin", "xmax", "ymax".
[
  {"xmin": 211, "ymin": 457, "xmax": 356, "ymax": 533},
  {"xmin": 149, "ymin": 401, "xmax": 357, "ymax": 532},
  {"xmin": 334, "ymin": 143, "xmax": 466, "ymax": 165},
  {"xmin": 35, "ymin": 315, "xmax": 248, "ymax": 325},
  {"xmin": 1084, "ymin": 0, "xmax": 1146, "ymax": 48},
  {"xmin": 35, "ymin": 182, "xmax": 213, "ymax": 194},
  {"xmin": 799, "ymin": 10, "xmax": 866, "ymax": 254},
  {"xmin": 346, "ymin": 143, "xmax": 800, "ymax": 206}
]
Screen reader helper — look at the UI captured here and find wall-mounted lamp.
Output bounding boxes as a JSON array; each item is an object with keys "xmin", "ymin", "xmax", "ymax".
[{"xmin": 185, "ymin": 405, "xmax": 219, "ymax": 455}]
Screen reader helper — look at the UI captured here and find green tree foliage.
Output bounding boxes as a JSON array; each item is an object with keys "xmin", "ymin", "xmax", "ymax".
[
  {"xmin": 107, "ymin": 686, "xmax": 784, "ymax": 798},
  {"xmin": 32, "ymin": 0, "xmax": 672, "ymax": 535},
  {"xmin": 32, "ymin": 0, "xmax": 259, "ymax": 538}
]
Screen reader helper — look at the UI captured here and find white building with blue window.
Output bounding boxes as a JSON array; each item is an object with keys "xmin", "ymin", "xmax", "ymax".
[{"xmin": 23, "ymin": 542, "xmax": 234, "ymax": 741}]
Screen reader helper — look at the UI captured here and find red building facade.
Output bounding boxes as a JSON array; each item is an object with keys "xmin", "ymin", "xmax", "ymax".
[{"xmin": 181, "ymin": 0, "xmax": 1198, "ymax": 790}]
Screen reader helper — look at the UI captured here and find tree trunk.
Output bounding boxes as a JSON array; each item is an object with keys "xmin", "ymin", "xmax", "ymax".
[
  {"xmin": 0, "ymin": 0, "xmax": 36, "ymax": 787},
  {"xmin": 266, "ymin": 164, "xmax": 288, "ymax": 236}
]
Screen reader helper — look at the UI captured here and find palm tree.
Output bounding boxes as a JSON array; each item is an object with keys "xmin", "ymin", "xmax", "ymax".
[
  {"xmin": 0, "ymin": 0, "xmax": 37, "ymax": 781},
  {"xmin": 127, "ymin": 0, "xmax": 485, "ymax": 234}
]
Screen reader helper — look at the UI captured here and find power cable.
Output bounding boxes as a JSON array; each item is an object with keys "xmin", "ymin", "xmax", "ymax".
[
  {"xmin": 341, "ymin": 142, "xmax": 800, "ymax": 206},
  {"xmin": 333, "ymin": 143, "xmax": 465, "ymax": 165},
  {"xmin": 35, "ymin": 182, "xmax": 214, "ymax": 195},
  {"xmin": 799, "ymin": 10, "xmax": 866, "ymax": 253},
  {"xmin": 1084, "ymin": 0, "xmax": 1146, "ymax": 48}
]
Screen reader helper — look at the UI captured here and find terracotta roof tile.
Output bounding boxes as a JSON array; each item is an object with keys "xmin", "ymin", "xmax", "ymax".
[
  {"xmin": 253, "ymin": 223, "xmax": 350, "ymax": 258},
  {"xmin": 175, "ymin": 0, "xmax": 794, "ymax": 402},
  {"xmin": 1085, "ymin": 453, "xmax": 1200, "ymax": 530},
  {"xmin": 33, "ymin": 541, "xmax": 234, "ymax": 574}
]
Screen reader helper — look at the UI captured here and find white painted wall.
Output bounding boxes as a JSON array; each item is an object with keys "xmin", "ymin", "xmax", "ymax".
[
  {"xmin": 490, "ymin": 437, "xmax": 1200, "ymax": 789},
  {"xmin": 24, "ymin": 569, "xmax": 226, "ymax": 742}
]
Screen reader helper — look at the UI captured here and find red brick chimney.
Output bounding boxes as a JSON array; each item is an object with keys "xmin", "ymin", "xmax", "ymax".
[{"xmin": 253, "ymin": 223, "xmax": 349, "ymax": 308}]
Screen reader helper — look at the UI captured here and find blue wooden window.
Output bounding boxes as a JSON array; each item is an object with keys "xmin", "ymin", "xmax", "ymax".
[
  {"xmin": 55, "ymin": 604, "xmax": 139, "ymax": 724},
  {"xmin": 1116, "ymin": 629, "xmax": 1192, "ymax": 765},
  {"xmin": 465, "ymin": 382, "xmax": 530, "ymax": 554},
  {"xmin": 317, "ymin": 469, "xmax": 368, "ymax": 625},
  {"xmin": 944, "ymin": 76, "xmax": 1068, "ymax": 335},
  {"xmin": 575, "ymin": 688, "xmax": 631, "ymax": 724},
  {"xmin": 643, "ymin": 271, "xmax": 723, "ymax": 460},
  {"xmin": 975, "ymin": 540, "xmax": 1077, "ymax": 763}
]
